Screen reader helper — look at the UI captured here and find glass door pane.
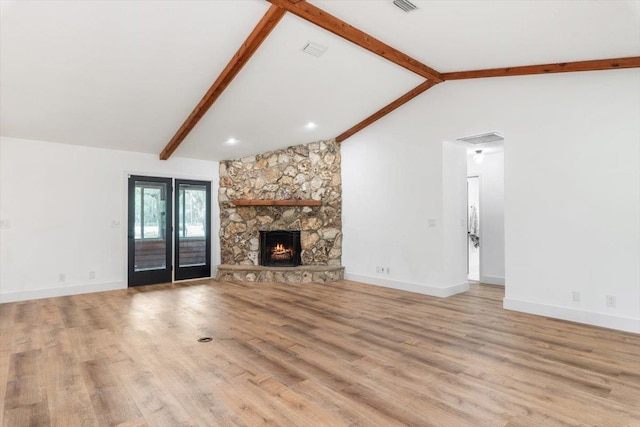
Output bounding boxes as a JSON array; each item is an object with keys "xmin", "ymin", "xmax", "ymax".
[
  {"xmin": 128, "ymin": 176, "xmax": 172, "ymax": 286},
  {"xmin": 175, "ymin": 179, "xmax": 211, "ymax": 280}
]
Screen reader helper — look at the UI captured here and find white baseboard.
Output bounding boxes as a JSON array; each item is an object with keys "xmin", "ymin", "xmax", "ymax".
[
  {"xmin": 345, "ymin": 273, "xmax": 469, "ymax": 298},
  {"xmin": 503, "ymin": 297, "xmax": 640, "ymax": 334},
  {"xmin": 480, "ymin": 275, "xmax": 505, "ymax": 286},
  {"xmin": 0, "ymin": 281, "xmax": 126, "ymax": 303}
]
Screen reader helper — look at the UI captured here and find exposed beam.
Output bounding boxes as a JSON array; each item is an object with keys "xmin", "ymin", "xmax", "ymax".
[
  {"xmin": 336, "ymin": 80, "xmax": 441, "ymax": 143},
  {"xmin": 266, "ymin": 0, "xmax": 442, "ymax": 82},
  {"xmin": 337, "ymin": 56, "xmax": 639, "ymax": 142},
  {"xmin": 160, "ymin": 5, "xmax": 286, "ymax": 160},
  {"xmin": 442, "ymin": 56, "xmax": 640, "ymax": 80}
]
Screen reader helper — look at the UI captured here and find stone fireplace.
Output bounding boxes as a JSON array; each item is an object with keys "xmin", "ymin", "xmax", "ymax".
[{"xmin": 215, "ymin": 140, "xmax": 344, "ymax": 283}]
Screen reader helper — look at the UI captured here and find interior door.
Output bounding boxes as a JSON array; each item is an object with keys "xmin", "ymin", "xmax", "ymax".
[
  {"xmin": 128, "ymin": 175, "xmax": 173, "ymax": 286},
  {"xmin": 174, "ymin": 179, "xmax": 211, "ymax": 280}
]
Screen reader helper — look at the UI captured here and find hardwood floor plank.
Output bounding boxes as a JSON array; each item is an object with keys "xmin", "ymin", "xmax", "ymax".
[
  {"xmin": 41, "ymin": 348, "xmax": 98, "ymax": 427},
  {"xmin": 137, "ymin": 344, "xmax": 246, "ymax": 426},
  {"xmin": 289, "ymin": 379, "xmax": 407, "ymax": 427},
  {"xmin": 243, "ymin": 375, "xmax": 349, "ymax": 427},
  {"xmin": 3, "ymin": 400, "xmax": 51, "ymax": 427},
  {"xmin": 3, "ymin": 349, "xmax": 51, "ymax": 427},
  {"xmin": 1, "ymin": 280, "xmax": 639, "ymax": 426},
  {"xmin": 81, "ymin": 358, "xmax": 145, "ymax": 426}
]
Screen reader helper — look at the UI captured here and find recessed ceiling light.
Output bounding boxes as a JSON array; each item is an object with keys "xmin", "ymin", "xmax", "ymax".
[
  {"xmin": 302, "ymin": 42, "xmax": 327, "ymax": 58},
  {"xmin": 225, "ymin": 137, "xmax": 238, "ymax": 145},
  {"xmin": 305, "ymin": 122, "xmax": 317, "ymax": 129}
]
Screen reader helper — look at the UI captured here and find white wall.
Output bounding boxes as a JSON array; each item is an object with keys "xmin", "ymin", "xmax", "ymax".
[
  {"xmin": 442, "ymin": 140, "xmax": 469, "ymax": 290},
  {"xmin": 342, "ymin": 69, "xmax": 640, "ymax": 333},
  {"xmin": 0, "ymin": 136, "xmax": 219, "ymax": 302},
  {"xmin": 468, "ymin": 150, "xmax": 505, "ymax": 285},
  {"xmin": 342, "ymin": 130, "xmax": 450, "ymax": 296}
]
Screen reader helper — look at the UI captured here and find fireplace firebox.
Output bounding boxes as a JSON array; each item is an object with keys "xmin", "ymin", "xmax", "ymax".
[{"xmin": 259, "ymin": 230, "xmax": 301, "ymax": 267}]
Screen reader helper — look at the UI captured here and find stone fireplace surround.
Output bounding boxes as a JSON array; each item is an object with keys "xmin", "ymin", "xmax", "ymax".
[{"xmin": 216, "ymin": 140, "xmax": 344, "ymax": 283}]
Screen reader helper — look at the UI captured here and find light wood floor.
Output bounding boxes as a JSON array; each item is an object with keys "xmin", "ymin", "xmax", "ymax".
[{"xmin": 1, "ymin": 280, "xmax": 639, "ymax": 427}]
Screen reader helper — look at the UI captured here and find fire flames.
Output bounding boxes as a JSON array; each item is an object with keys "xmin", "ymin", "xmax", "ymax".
[{"xmin": 271, "ymin": 243, "xmax": 293, "ymax": 260}]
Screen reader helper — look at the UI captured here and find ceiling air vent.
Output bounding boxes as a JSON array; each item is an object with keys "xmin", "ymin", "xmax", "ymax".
[
  {"xmin": 302, "ymin": 41, "xmax": 327, "ymax": 58},
  {"xmin": 393, "ymin": 0, "xmax": 418, "ymax": 12},
  {"xmin": 457, "ymin": 132, "xmax": 504, "ymax": 145}
]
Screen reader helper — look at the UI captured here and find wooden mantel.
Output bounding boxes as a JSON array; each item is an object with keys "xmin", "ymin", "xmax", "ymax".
[{"xmin": 232, "ymin": 199, "xmax": 322, "ymax": 207}]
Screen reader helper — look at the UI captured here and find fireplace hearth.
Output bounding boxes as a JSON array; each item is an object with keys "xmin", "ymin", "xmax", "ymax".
[{"xmin": 260, "ymin": 230, "xmax": 301, "ymax": 267}]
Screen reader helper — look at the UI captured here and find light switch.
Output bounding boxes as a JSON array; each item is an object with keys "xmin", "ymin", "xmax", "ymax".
[
  {"xmin": 428, "ymin": 218, "xmax": 437, "ymax": 228},
  {"xmin": 0, "ymin": 219, "xmax": 10, "ymax": 229}
]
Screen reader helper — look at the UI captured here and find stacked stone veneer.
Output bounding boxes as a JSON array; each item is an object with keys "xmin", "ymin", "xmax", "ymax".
[{"xmin": 217, "ymin": 140, "xmax": 343, "ymax": 282}]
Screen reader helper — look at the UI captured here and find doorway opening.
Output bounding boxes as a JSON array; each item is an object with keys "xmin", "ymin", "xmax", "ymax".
[{"xmin": 463, "ymin": 136, "xmax": 505, "ymax": 286}]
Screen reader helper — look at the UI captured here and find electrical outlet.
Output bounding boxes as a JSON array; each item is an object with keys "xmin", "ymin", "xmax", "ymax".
[
  {"xmin": 89, "ymin": 271, "xmax": 96, "ymax": 279},
  {"xmin": 0, "ymin": 219, "xmax": 10, "ymax": 229},
  {"xmin": 58, "ymin": 273, "xmax": 65, "ymax": 283},
  {"xmin": 572, "ymin": 291, "xmax": 580, "ymax": 302},
  {"xmin": 606, "ymin": 295, "xmax": 616, "ymax": 308}
]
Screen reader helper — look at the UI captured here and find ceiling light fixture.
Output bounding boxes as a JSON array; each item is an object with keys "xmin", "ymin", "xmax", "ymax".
[
  {"xmin": 473, "ymin": 150, "xmax": 485, "ymax": 164},
  {"xmin": 225, "ymin": 137, "xmax": 238, "ymax": 145},
  {"xmin": 305, "ymin": 122, "xmax": 317, "ymax": 129},
  {"xmin": 302, "ymin": 41, "xmax": 328, "ymax": 58}
]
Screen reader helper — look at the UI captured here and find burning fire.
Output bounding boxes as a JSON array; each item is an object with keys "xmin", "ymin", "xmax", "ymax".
[{"xmin": 271, "ymin": 243, "xmax": 293, "ymax": 260}]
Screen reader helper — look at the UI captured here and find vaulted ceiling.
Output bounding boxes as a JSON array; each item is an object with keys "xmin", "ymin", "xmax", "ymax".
[{"xmin": 1, "ymin": 1, "xmax": 639, "ymax": 161}]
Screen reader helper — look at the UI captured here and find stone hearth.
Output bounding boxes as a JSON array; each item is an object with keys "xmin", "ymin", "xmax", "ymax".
[{"xmin": 216, "ymin": 265, "xmax": 344, "ymax": 284}]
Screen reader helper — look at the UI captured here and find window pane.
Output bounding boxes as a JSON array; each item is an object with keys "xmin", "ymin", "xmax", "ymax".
[
  {"xmin": 178, "ymin": 184, "xmax": 207, "ymax": 268},
  {"xmin": 134, "ymin": 181, "xmax": 167, "ymax": 271},
  {"xmin": 134, "ymin": 187, "xmax": 142, "ymax": 238},
  {"xmin": 183, "ymin": 186, "xmax": 206, "ymax": 238},
  {"xmin": 143, "ymin": 187, "xmax": 161, "ymax": 239}
]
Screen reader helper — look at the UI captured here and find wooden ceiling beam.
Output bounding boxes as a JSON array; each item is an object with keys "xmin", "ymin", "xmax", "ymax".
[
  {"xmin": 266, "ymin": 0, "xmax": 442, "ymax": 82},
  {"xmin": 337, "ymin": 56, "xmax": 639, "ymax": 142},
  {"xmin": 160, "ymin": 5, "xmax": 286, "ymax": 160},
  {"xmin": 442, "ymin": 56, "xmax": 640, "ymax": 80},
  {"xmin": 160, "ymin": 1, "xmax": 639, "ymax": 156},
  {"xmin": 336, "ymin": 79, "xmax": 441, "ymax": 143}
]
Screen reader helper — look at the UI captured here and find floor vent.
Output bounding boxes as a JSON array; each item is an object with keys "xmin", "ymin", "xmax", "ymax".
[
  {"xmin": 457, "ymin": 132, "xmax": 504, "ymax": 145},
  {"xmin": 197, "ymin": 337, "xmax": 213, "ymax": 343},
  {"xmin": 393, "ymin": 0, "xmax": 418, "ymax": 12}
]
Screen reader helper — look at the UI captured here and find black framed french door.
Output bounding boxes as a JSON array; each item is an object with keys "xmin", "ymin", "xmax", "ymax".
[
  {"xmin": 128, "ymin": 175, "xmax": 173, "ymax": 287},
  {"xmin": 174, "ymin": 179, "xmax": 211, "ymax": 280}
]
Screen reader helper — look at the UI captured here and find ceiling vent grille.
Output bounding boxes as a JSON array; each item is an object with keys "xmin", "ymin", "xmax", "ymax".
[
  {"xmin": 302, "ymin": 41, "xmax": 328, "ymax": 58},
  {"xmin": 456, "ymin": 132, "xmax": 504, "ymax": 145},
  {"xmin": 393, "ymin": 0, "xmax": 418, "ymax": 12}
]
